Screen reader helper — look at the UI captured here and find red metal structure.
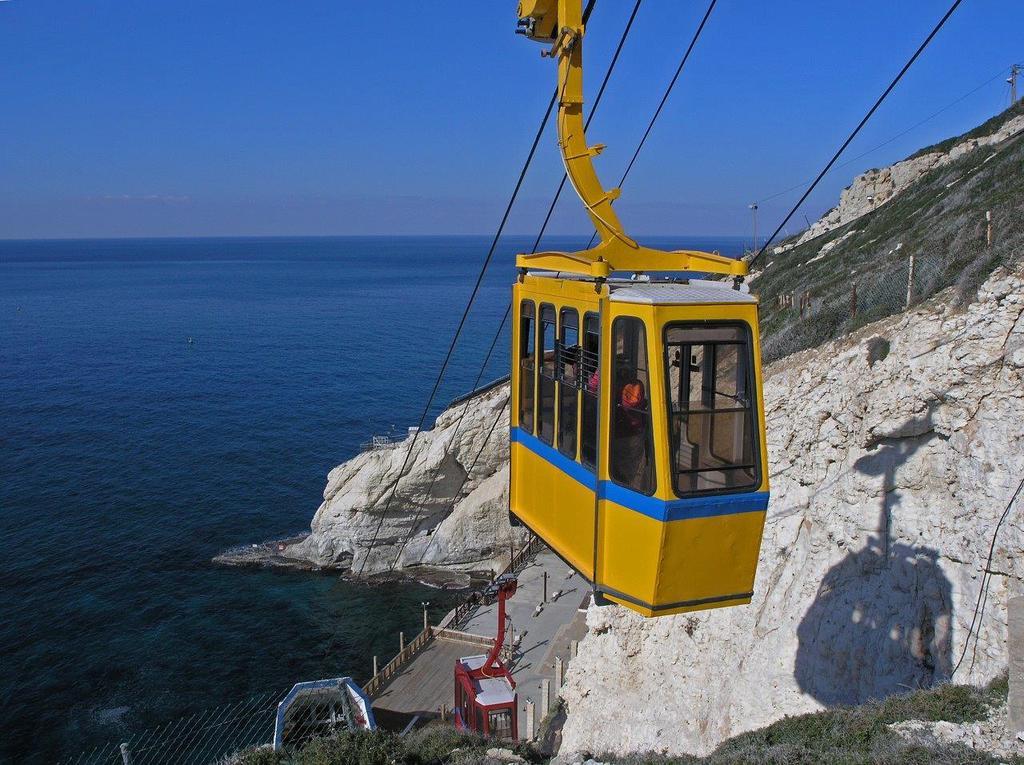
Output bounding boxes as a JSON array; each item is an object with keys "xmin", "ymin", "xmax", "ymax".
[{"xmin": 453, "ymin": 575, "xmax": 519, "ymax": 740}]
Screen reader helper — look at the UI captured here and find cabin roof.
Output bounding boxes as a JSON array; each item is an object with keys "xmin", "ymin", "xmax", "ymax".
[
  {"xmin": 460, "ymin": 654, "xmax": 491, "ymax": 670},
  {"xmin": 475, "ymin": 677, "xmax": 515, "ymax": 706},
  {"xmin": 523, "ymin": 272, "xmax": 757, "ymax": 305},
  {"xmin": 608, "ymin": 279, "xmax": 757, "ymax": 305},
  {"xmin": 457, "ymin": 654, "xmax": 516, "ymax": 706}
]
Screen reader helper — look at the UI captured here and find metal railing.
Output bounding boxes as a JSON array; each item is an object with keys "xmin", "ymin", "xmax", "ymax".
[
  {"xmin": 362, "ymin": 626, "xmax": 433, "ymax": 698},
  {"xmin": 504, "ymin": 534, "xmax": 543, "ymax": 577},
  {"xmin": 433, "ymin": 628, "xmax": 495, "ymax": 647},
  {"xmin": 366, "ymin": 534, "xmax": 544, "ymax": 698},
  {"xmin": 446, "ymin": 375, "xmax": 511, "ymax": 409}
]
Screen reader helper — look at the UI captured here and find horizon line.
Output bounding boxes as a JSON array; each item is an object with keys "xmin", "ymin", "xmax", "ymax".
[{"xmin": 0, "ymin": 232, "xmax": 753, "ymax": 244}]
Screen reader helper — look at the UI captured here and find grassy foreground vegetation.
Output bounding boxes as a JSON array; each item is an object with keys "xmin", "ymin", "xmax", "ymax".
[
  {"xmin": 227, "ymin": 724, "xmax": 540, "ymax": 765},
  {"xmin": 229, "ymin": 679, "xmax": 1015, "ymax": 765}
]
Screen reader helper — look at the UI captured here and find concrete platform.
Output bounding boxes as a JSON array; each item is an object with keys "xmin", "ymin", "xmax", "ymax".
[
  {"xmin": 461, "ymin": 549, "xmax": 589, "ymax": 737},
  {"xmin": 372, "ymin": 547, "xmax": 589, "ymax": 740}
]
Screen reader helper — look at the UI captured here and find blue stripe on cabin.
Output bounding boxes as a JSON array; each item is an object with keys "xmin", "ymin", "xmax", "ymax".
[
  {"xmin": 509, "ymin": 427, "xmax": 598, "ymax": 490},
  {"xmin": 511, "ymin": 426, "xmax": 768, "ymax": 522}
]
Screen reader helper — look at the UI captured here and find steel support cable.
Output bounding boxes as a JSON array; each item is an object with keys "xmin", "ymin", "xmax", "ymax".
[
  {"xmin": 755, "ymin": 64, "xmax": 1014, "ymax": 206},
  {"xmin": 747, "ymin": 0, "xmax": 965, "ymax": 268},
  {"xmin": 951, "ymin": 476, "xmax": 1024, "ymax": 678},
  {"xmin": 386, "ymin": 0, "xmax": 643, "ymax": 577},
  {"xmin": 409, "ymin": 358, "xmax": 511, "ymax": 571},
  {"xmin": 585, "ymin": 0, "xmax": 718, "ymax": 250},
  {"xmin": 356, "ymin": 0, "xmax": 598, "ymax": 577},
  {"xmin": 383, "ymin": 303, "xmax": 511, "ymax": 577},
  {"xmin": 406, "ymin": 0, "xmax": 718, "ymax": 572}
]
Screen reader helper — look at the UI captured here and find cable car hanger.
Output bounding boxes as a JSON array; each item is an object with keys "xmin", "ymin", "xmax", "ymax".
[{"xmin": 515, "ymin": 0, "xmax": 746, "ymax": 281}]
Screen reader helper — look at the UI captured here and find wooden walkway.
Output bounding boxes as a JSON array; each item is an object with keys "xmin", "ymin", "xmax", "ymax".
[{"xmin": 371, "ymin": 634, "xmax": 484, "ymax": 717}]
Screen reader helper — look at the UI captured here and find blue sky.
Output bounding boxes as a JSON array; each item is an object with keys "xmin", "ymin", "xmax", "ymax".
[{"xmin": 1, "ymin": 0, "xmax": 1021, "ymax": 240}]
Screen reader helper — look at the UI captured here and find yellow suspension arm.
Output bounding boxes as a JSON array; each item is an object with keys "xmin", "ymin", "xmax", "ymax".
[{"xmin": 515, "ymin": 0, "xmax": 746, "ymax": 280}]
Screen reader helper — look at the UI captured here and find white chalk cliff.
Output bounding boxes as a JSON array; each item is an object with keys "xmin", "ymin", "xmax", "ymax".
[
  {"xmin": 557, "ymin": 264, "xmax": 1024, "ymax": 758},
  {"xmin": 285, "ymin": 383, "xmax": 527, "ymax": 576}
]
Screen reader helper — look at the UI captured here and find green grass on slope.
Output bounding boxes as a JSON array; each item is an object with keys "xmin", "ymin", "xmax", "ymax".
[
  {"xmin": 228, "ymin": 679, "xmax": 1013, "ymax": 765},
  {"xmin": 226, "ymin": 724, "xmax": 540, "ymax": 765},
  {"xmin": 909, "ymin": 100, "xmax": 1024, "ymax": 160},
  {"xmin": 602, "ymin": 677, "xmax": 1013, "ymax": 765},
  {"xmin": 756, "ymin": 100, "xmax": 1024, "ymax": 363}
]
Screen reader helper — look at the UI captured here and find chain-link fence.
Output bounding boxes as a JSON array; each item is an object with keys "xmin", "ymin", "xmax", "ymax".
[
  {"xmin": 759, "ymin": 236, "xmax": 1019, "ymax": 364},
  {"xmin": 63, "ymin": 690, "xmax": 286, "ymax": 765}
]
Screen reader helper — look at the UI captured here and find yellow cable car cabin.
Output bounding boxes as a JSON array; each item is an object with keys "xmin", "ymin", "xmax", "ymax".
[
  {"xmin": 508, "ymin": 0, "xmax": 770, "ymax": 617},
  {"xmin": 510, "ymin": 276, "xmax": 769, "ymax": 617}
]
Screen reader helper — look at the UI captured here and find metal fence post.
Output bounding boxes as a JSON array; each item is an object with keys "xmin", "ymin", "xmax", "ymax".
[
  {"xmin": 570, "ymin": 639, "xmax": 579, "ymax": 659},
  {"xmin": 541, "ymin": 679, "xmax": 551, "ymax": 713},
  {"xmin": 373, "ymin": 655, "xmax": 379, "ymax": 680},
  {"xmin": 400, "ymin": 631, "xmax": 405, "ymax": 653},
  {"xmin": 554, "ymin": 656, "xmax": 564, "ymax": 688},
  {"xmin": 906, "ymin": 252, "xmax": 916, "ymax": 308}
]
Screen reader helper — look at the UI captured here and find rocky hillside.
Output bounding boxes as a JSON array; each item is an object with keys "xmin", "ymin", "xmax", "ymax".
[
  {"xmin": 558, "ymin": 264, "xmax": 1024, "ymax": 758},
  {"xmin": 755, "ymin": 101, "xmax": 1024, "ymax": 362}
]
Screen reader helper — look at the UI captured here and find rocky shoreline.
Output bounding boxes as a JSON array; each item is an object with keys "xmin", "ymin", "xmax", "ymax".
[
  {"xmin": 212, "ymin": 534, "xmax": 316, "ymax": 570},
  {"xmin": 212, "ymin": 533, "xmax": 488, "ymax": 590}
]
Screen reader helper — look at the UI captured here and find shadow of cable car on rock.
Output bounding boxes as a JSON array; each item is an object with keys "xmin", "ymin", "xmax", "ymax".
[{"xmin": 795, "ymin": 405, "xmax": 953, "ymax": 705}]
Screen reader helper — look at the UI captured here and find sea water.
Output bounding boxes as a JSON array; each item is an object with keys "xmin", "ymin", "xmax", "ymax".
[{"xmin": 0, "ymin": 235, "xmax": 744, "ymax": 761}]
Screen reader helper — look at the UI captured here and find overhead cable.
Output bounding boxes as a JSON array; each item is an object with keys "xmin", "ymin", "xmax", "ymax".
[
  {"xmin": 585, "ymin": 0, "xmax": 718, "ymax": 249},
  {"xmin": 356, "ymin": 0, "xmax": 598, "ymax": 577},
  {"xmin": 386, "ymin": 0, "xmax": 645, "ymax": 577},
  {"xmin": 756, "ymin": 64, "xmax": 1014, "ymax": 206},
  {"xmin": 748, "ymin": 0, "xmax": 965, "ymax": 267}
]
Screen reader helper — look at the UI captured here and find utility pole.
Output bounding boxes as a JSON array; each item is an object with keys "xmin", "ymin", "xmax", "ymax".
[
  {"xmin": 749, "ymin": 203, "xmax": 759, "ymax": 257},
  {"xmin": 1010, "ymin": 64, "xmax": 1022, "ymax": 106}
]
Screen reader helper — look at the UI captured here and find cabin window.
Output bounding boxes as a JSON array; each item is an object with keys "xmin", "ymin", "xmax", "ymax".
[
  {"xmin": 489, "ymin": 709, "xmax": 514, "ymax": 740},
  {"xmin": 558, "ymin": 308, "xmax": 580, "ymax": 459},
  {"xmin": 518, "ymin": 301, "xmax": 536, "ymax": 434},
  {"xmin": 537, "ymin": 304, "xmax": 557, "ymax": 445},
  {"xmin": 664, "ymin": 323, "xmax": 759, "ymax": 496},
  {"xmin": 610, "ymin": 317, "xmax": 655, "ymax": 495},
  {"xmin": 581, "ymin": 313, "xmax": 600, "ymax": 469}
]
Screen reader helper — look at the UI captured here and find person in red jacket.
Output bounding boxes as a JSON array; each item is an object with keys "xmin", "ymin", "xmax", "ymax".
[{"xmin": 612, "ymin": 362, "xmax": 651, "ymax": 492}]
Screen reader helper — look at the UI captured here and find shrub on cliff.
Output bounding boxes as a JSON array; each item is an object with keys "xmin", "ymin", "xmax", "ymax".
[{"xmin": 228, "ymin": 723, "xmax": 516, "ymax": 765}]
